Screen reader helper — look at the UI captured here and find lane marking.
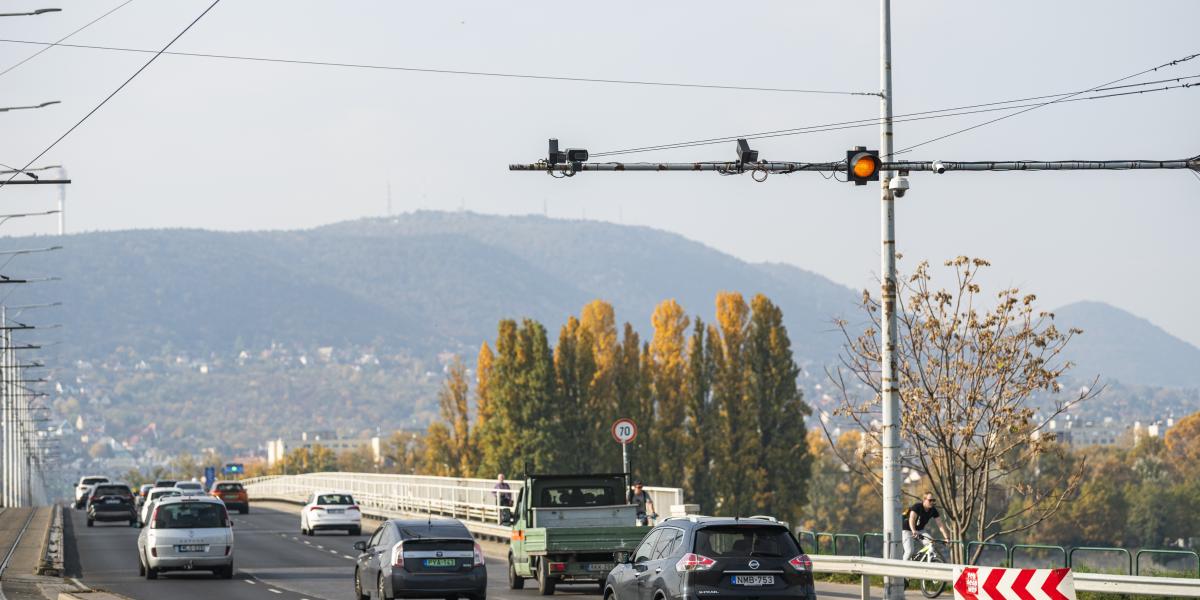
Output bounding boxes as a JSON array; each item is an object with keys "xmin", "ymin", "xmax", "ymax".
[
  {"xmin": 244, "ymin": 580, "xmax": 257, "ymax": 585},
  {"xmin": 268, "ymin": 588, "xmax": 282, "ymax": 594},
  {"xmin": 317, "ymin": 545, "xmax": 324, "ymax": 549},
  {"xmin": 330, "ymin": 550, "xmax": 338, "ymax": 555},
  {"xmin": 303, "ymin": 541, "xmax": 311, "ymax": 545},
  {"xmin": 343, "ymin": 554, "xmax": 354, "ymax": 560}
]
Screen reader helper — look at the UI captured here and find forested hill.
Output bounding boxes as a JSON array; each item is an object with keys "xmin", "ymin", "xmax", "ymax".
[{"xmin": 6, "ymin": 211, "xmax": 858, "ymax": 365}]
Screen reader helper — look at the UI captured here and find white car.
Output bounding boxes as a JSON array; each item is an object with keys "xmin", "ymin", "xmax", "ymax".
[
  {"xmin": 137, "ymin": 495, "xmax": 234, "ymax": 579},
  {"xmin": 140, "ymin": 487, "xmax": 183, "ymax": 526},
  {"xmin": 74, "ymin": 475, "xmax": 109, "ymax": 509},
  {"xmin": 300, "ymin": 491, "xmax": 362, "ymax": 536},
  {"xmin": 175, "ymin": 481, "xmax": 205, "ymax": 495}
]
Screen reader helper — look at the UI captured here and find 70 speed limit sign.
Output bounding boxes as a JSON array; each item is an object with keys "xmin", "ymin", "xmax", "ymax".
[{"xmin": 611, "ymin": 418, "xmax": 637, "ymax": 444}]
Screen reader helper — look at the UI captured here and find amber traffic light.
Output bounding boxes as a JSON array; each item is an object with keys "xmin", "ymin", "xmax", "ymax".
[{"xmin": 846, "ymin": 147, "xmax": 881, "ymax": 185}]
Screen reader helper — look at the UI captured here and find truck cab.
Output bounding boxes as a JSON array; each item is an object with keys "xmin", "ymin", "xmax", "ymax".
[{"xmin": 505, "ymin": 474, "xmax": 649, "ymax": 595}]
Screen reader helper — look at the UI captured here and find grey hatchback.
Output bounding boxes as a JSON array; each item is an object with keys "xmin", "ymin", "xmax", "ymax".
[
  {"xmin": 605, "ymin": 516, "xmax": 816, "ymax": 600},
  {"xmin": 353, "ymin": 518, "xmax": 486, "ymax": 600}
]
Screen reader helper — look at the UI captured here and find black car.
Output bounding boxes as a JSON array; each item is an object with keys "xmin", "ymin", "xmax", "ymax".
[
  {"xmin": 86, "ymin": 483, "xmax": 138, "ymax": 527},
  {"xmin": 605, "ymin": 516, "xmax": 816, "ymax": 600},
  {"xmin": 354, "ymin": 517, "xmax": 486, "ymax": 600}
]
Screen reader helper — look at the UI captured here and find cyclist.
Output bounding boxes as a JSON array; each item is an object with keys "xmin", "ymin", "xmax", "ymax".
[
  {"xmin": 628, "ymin": 480, "xmax": 657, "ymax": 526},
  {"xmin": 903, "ymin": 492, "xmax": 949, "ymax": 560}
]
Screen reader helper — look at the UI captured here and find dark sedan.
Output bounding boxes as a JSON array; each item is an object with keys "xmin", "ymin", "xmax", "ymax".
[
  {"xmin": 354, "ymin": 517, "xmax": 486, "ymax": 600},
  {"xmin": 86, "ymin": 483, "xmax": 138, "ymax": 527}
]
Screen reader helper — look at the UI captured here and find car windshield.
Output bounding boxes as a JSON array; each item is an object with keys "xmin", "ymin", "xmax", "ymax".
[
  {"xmin": 94, "ymin": 485, "xmax": 131, "ymax": 496},
  {"xmin": 216, "ymin": 483, "xmax": 243, "ymax": 491},
  {"xmin": 538, "ymin": 486, "xmax": 616, "ymax": 507},
  {"xmin": 317, "ymin": 494, "xmax": 355, "ymax": 505},
  {"xmin": 82, "ymin": 477, "xmax": 107, "ymax": 485},
  {"xmin": 694, "ymin": 526, "xmax": 800, "ymax": 558},
  {"xmin": 155, "ymin": 502, "xmax": 226, "ymax": 529}
]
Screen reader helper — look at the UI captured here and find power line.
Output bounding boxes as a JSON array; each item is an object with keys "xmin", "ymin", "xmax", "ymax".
[
  {"xmin": 890, "ymin": 51, "xmax": 1200, "ymax": 157},
  {"xmin": 0, "ymin": 37, "xmax": 877, "ymax": 97},
  {"xmin": 590, "ymin": 78, "xmax": 1199, "ymax": 158},
  {"xmin": 0, "ymin": 0, "xmax": 222, "ymax": 191},
  {"xmin": 0, "ymin": 0, "xmax": 135, "ymax": 79}
]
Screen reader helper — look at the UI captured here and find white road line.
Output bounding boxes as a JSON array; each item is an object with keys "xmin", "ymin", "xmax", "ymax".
[
  {"xmin": 291, "ymin": 536, "xmax": 299, "ymax": 540},
  {"xmin": 244, "ymin": 580, "xmax": 256, "ymax": 585},
  {"xmin": 343, "ymin": 554, "xmax": 354, "ymax": 560},
  {"xmin": 330, "ymin": 550, "xmax": 338, "ymax": 554},
  {"xmin": 317, "ymin": 545, "xmax": 324, "ymax": 549},
  {"xmin": 304, "ymin": 541, "xmax": 311, "ymax": 545},
  {"xmin": 268, "ymin": 589, "xmax": 282, "ymax": 594}
]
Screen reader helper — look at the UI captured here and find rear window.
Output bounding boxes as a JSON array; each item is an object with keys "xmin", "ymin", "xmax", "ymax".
[
  {"xmin": 155, "ymin": 502, "xmax": 227, "ymax": 529},
  {"xmin": 538, "ymin": 486, "xmax": 616, "ymax": 507},
  {"xmin": 94, "ymin": 485, "xmax": 131, "ymax": 496},
  {"xmin": 398, "ymin": 524, "xmax": 469, "ymax": 539},
  {"xmin": 694, "ymin": 526, "xmax": 800, "ymax": 558},
  {"xmin": 155, "ymin": 480, "xmax": 177, "ymax": 488},
  {"xmin": 317, "ymin": 494, "xmax": 355, "ymax": 505},
  {"xmin": 151, "ymin": 490, "xmax": 181, "ymax": 500},
  {"xmin": 177, "ymin": 482, "xmax": 202, "ymax": 489},
  {"xmin": 216, "ymin": 483, "xmax": 244, "ymax": 491},
  {"xmin": 83, "ymin": 477, "xmax": 108, "ymax": 485}
]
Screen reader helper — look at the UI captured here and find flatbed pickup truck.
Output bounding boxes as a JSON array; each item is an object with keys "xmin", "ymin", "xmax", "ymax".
[{"xmin": 504, "ymin": 474, "xmax": 649, "ymax": 595}]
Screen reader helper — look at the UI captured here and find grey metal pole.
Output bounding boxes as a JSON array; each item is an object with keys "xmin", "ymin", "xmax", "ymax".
[
  {"xmin": 58, "ymin": 166, "xmax": 67, "ymax": 235},
  {"xmin": 879, "ymin": 1, "xmax": 904, "ymax": 598},
  {"xmin": 508, "ymin": 158, "xmax": 1200, "ymax": 173}
]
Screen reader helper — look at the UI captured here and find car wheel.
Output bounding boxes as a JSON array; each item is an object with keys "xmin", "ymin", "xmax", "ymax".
[
  {"xmin": 354, "ymin": 568, "xmax": 369, "ymax": 600},
  {"xmin": 138, "ymin": 559, "xmax": 145, "ymax": 576},
  {"xmin": 241, "ymin": 506, "xmax": 248, "ymax": 515},
  {"xmin": 350, "ymin": 526, "xmax": 361, "ymax": 536},
  {"xmin": 470, "ymin": 592, "xmax": 486, "ymax": 600},
  {"xmin": 508, "ymin": 556, "xmax": 525, "ymax": 590},
  {"xmin": 145, "ymin": 566, "xmax": 158, "ymax": 580},
  {"xmin": 536, "ymin": 560, "xmax": 557, "ymax": 596},
  {"xmin": 220, "ymin": 564, "xmax": 234, "ymax": 579},
  {"xmin": 86, "ymin": 518, "xmax": 93, "ymax": 528},
  {"xmin": 129, "ymin": 519, "xmax": 137, "ymax": 527},
  {"xmin": 378, "ymin": 574, "xmax": 392, "ymax": 600}
]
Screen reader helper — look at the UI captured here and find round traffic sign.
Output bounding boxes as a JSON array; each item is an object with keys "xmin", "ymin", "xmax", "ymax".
[{"xmin": 611, "ymin": 418, "xmax": 637, "ymax": 444}]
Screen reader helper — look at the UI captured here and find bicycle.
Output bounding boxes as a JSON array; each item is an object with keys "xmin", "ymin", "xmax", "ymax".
[
  {"xmin": 635, "ymin": 512, "xmax": 658, "ymax": 527},
  {"xmin": 909, "ymin": 534, "xmax": 946, "ymax": 598}
]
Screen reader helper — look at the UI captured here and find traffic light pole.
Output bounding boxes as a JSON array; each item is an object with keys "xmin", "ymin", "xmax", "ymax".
[{"xmin": 878, "ymin": 1, "xmax": 903, "ymax": 597}]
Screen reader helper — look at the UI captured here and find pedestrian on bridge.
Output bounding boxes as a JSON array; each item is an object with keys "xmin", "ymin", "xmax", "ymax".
[{"xmin": 492, "ymin": 473, "xmax": 512, "ymax": 508}]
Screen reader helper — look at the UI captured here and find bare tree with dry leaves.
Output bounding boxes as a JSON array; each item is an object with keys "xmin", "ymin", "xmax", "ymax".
[{"xmin": 826, "ymin": 257, "xmax": 1099, "ymax": 562}]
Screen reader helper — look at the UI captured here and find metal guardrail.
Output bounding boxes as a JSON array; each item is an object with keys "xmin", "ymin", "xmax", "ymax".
[
  {"xmin": 1136, "ymin": 548, "xmax": 1200, "ymax": 577},
  {"xmin": 243, "ymin": 472, "xmax": 683, "ymax": 540},
  {"xmin": 811, "ymin": 554, "xmax": 1200, "ymax": 598}
]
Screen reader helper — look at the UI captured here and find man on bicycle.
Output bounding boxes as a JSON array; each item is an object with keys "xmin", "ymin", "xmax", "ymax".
[
  {"xmin": 903, "ymin": 492, "xmax": 949, "ymax": 560},
  {"xmin": 628, "ymin": 480, "xmax": 656, "ymax": 526}
]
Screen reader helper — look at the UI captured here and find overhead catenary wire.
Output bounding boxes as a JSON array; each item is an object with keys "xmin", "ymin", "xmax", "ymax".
[
  {"xmin": 0, "ymin": 0, "xmax": 136, "ymax": 79},
  {"xmin": 889, "ymin": 51, "xmax": 1200, "ymax": 157},
  {"xmin": 0, "ymin": 0, "xmax": 222, "ymax": 191},
  {"xmin": 0, "ymin": 38, "xmax": 877, "ymax": 97},
  {"xmin": 589, "ymin": 78, "xmax": 1199, "ymax": 158}
]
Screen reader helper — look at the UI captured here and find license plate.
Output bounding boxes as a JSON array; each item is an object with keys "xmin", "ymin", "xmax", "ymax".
[
  {"xmin": 224, "ymin": 494, "xmax": 239, "ymax": 499},
  {"xmin": 105, "ymin": 498, "xmax": 119, "ymax": 504},
  {"xmin": 423, "ymin": 558, "xmax": 456, "ymax": 568},
  {"xmin": 176, "ymin": 545, "xmax": 207, "ymax": 553},
  {"xmin": 587, "ymin": 563, "xmax": 614, "ymax": 572},
  {"xmin": 327, "ymin": 508, "xmax": 344, "ymax": 514},
  {"xmin": 731, "ymin": 575, "xmax": 774, "ymax": 586}
]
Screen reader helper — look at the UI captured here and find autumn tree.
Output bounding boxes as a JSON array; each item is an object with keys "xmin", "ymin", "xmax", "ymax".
[
  {"xmin": 554, "ymin": 316, "xmax": 598, "ymax": 473},
  {"xmin": 473, "ymin": 342, "xmax": 501, "ymax": 478},
  {"xmin": 709, "ymin": 292, "xmax": 762, "ymax": 516},
  {"xmin": 683, "ymin": 318, "xmax": 716, "ymax": 512},
  {"xmin": 648, "ymin": 300, "xmax": 691, "ymax": 486},
  {"xmin": 422, "ymin": 358, "xmax": 476, "ymax": 476},
  {"xmin": 829, "ymin": 257, "xmax": 1098, "ymax": 561}
]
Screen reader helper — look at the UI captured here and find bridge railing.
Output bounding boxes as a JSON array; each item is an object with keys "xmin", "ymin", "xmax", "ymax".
[{"xmin": 242, "ymin": 472, "xmax": 684, "ymax": 539}]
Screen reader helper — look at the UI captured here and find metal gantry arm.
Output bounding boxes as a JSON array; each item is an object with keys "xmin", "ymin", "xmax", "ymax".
[{"xmin": 509, "ymin": 156, "xmax": 1200, "ymax": 174}]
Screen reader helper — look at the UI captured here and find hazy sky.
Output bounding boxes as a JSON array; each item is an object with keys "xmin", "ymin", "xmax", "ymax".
[{"xmin": 2, "ymin": 1, "xmax": 1198, "ymax": 345}]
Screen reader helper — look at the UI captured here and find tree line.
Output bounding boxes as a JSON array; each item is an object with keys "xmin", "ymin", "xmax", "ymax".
[{"xmin": 419, "ymin": 294, "xmax": 814, "ymax": 525}]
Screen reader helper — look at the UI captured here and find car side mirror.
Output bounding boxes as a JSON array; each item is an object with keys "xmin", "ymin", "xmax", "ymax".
[
  {"xmin": 499, "ymin": 508, "xmax": 514, "ymax": 526},
  {"xmin": 354, "ymin": 541, "xmax": 368, "ymax": 552},
  {"xmin": 614, "ymin": 551, "xmax": 631, "ymax": 564}
]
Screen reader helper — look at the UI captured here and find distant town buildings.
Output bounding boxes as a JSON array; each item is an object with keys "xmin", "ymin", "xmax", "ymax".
[
  {"xmin": 265, "ymin": 430, "xmax": 383, "ymax": 466},
  {"xmin": 1048, "ymin": 414, "xmax": 1175, "ymax": 447}
]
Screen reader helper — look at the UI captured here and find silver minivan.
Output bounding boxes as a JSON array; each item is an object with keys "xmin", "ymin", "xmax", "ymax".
[{"xmin": 137, "ymin": 495, "xmax": 234, "ymax": 579}]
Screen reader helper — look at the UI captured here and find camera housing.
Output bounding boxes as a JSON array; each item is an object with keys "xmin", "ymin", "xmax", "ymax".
[
  {"xmin": 931, "ymin": 160, "xmax": 947, "ymax": 174},
  {"xmin": 888, "ymin": 176, "xmax": 910, "ymax": 198}
]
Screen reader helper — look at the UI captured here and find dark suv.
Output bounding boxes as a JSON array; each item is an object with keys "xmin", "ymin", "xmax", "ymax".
[
  {"xmin": 86, "ymin": 483, "xmax": 138, "ymax": 527},
  {"xmin": 605, "ymin": 516, "xmax": 816, "ymax": 600}
]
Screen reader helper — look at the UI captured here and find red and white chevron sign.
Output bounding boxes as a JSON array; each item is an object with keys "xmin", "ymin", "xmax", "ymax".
[{"xmin": 953, "ymin": 566, "xmax": 1076, "ymax": 600}]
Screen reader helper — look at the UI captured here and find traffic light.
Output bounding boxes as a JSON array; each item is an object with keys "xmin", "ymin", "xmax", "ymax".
[{"xmin": 846, "ymin": 147, "xmax": 881, "ymax": 185}]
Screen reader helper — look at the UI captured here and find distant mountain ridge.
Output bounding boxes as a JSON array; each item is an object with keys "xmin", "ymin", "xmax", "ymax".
[{"xmin": 4, "ymin": 211, "xmax": 1195, "ymax": 390}]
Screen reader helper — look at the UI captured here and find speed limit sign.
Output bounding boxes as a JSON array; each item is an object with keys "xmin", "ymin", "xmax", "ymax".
[{"xmin": 611, "ymin": 418, "xmax": 637, "ymax": 444}]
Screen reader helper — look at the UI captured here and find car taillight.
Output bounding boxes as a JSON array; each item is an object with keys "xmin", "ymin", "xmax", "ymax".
[
  {"xmin": 151, "ymin": 547, "xmax": 158, "ymax": 557},
  {"xmin": 149, "ymin": 507, "xmax": 159, "ymax": 529},
  {"xmin": 225, "ymin": 545, "xmax": 232, "ymax": 556},
  {"xmin": 391, "ymin": 541, "xmax": 406, "ymax": 567},
  {"xmin": 788, "ymin": 554, "xmax": 812, "ymax": 572},
  {"xmin": 549, "ymin": 562, "xmax": 566, "ymax": 573},
  {"xmin": 675, "ymin": 553, "xmax": 716, "ymax": 572},
  {"xmin": 473, "ymin": 542, "xmax": 485, "ymax": 567},
  {"xmin": 348, "ymin": 505, "xmax": 360, "ymax": 511},
  {"xmin": 309, "ymin": 506, "xmax": 325, "ymax": 511}
]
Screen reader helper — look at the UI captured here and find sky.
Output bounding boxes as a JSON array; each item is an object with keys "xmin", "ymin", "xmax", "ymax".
[{"xmin": 1, "ymin": 1, "xmax": 1198, "ymax": 346}]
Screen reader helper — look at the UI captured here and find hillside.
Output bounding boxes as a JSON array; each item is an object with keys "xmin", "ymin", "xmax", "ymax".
[{"xmin": 1055, "ymin": 301, "xmax": 1200, "ymax": 389}]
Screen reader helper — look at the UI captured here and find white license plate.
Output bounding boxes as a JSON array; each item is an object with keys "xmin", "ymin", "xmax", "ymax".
[
  {"xmin": 731, "ymin": 575, "xmax": 774, "ymax": 586},
  {"xmin": 587, "ymin": 563, "xmax": 613, "ymax": 572},
  {"xmin": 327, "ymin": 508, "xmax": 344, "ymax": 514},
  {"xmin": 176, "ymin": 544, "xmax": 207, "ymax": 553},
  {"xmin": 105, "ymin": 498, "xmax": 119, "ymax": 504}
]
